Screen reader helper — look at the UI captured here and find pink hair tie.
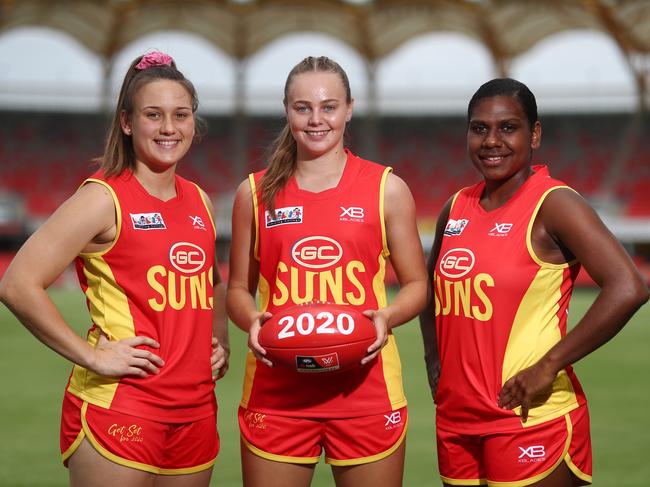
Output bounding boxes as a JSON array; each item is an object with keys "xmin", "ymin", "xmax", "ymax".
[{"xmin": 135, "ymin": 51, "xmax": 173, "ymax": 70}]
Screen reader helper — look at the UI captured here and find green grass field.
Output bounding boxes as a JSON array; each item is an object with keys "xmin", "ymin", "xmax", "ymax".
[{"xmin": 1, "ymin": 288, "xmax": 648, "ymax": 486}]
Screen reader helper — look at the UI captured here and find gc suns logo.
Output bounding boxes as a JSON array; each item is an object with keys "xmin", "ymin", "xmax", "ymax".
[
  {"xmin": 169, "ymin": 242, "xmax": 206, "ymax": 273},
  {"xmin": 291, "ymin": 236, "xmax": 343, "ymax": 269},
  {"xmin": 439, "ymin": 248, "xmax": 475, "ymax": 278}
]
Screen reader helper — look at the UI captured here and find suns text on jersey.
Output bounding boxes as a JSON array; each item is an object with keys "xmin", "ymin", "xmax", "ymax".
[
  {"xmin": 434, "ymin": 273, "xmax": 494, "ymax": 321},
  {"xmin": 146, "ymin": 265, "xmax": 213, "ymax": 311},
  {"xmin": 271, "ymin": 260, "xmax": 366, "ymax": 306}
]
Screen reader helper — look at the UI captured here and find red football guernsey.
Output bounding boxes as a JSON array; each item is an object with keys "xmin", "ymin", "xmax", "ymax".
[
  {"xmin": 67, "ymin": 170, "xmax": 217, "ymax": 422},
  {"xmin": 241, "ymin": 149, "xmax": 407, "ymax": 418},
  {"xmin": 434, "ymin": 165, "xmax": 587, "ymax": 433}
]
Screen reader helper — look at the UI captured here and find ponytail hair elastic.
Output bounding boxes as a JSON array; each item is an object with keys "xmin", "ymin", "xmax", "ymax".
[{"xmin": 135, "ymin": 51, "xmax": 173, "ymax": 70}]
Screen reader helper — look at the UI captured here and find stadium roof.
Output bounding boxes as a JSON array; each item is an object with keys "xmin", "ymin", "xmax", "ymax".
[{"xmin": 2, "ymin": 0, "xmax": 649, "ymax": 108}]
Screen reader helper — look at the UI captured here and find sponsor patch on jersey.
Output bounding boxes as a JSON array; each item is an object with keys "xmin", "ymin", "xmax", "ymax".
[
  {"xmin": 339, "ymin": 206, "xmax": 365, "ymax": 222},
  {"xmin": 130, "ymin": 212, "xmax": 166, "ymax": 230},
  {"xmin": 296, "ymin": 353, "xmax": 340, "ymax": 372},
  {"xmin": 265, "ymin": 206, "xmax": 303, "ymax": 227},
  {"xmin": 489, "ymin": 222, "xmax": 513, "ymax": 236},
  {"xmin": 444, "ymin": 218, "xmax": 469, "ymax": 236},
  {"xmin": 189, "ymin": 215, "xmax": 207, "ymax": 231}
]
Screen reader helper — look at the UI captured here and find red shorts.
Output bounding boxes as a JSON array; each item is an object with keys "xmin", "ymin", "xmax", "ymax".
[
  {"xmin": 437, "ymin": 405, "xmax": 592, "ymax": 486},
  {"xmin": 60, "ymin": 392, "xmax": 219, "ymax": 475},
  {"xmin": 239, "ymin": 406, "xmax": 407, "ymax": 466}
]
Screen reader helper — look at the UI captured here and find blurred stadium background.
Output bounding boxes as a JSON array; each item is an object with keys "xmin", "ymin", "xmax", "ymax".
[{"xmin": 1, "ymin": 1, "xmax": 649, "ymax": 486}]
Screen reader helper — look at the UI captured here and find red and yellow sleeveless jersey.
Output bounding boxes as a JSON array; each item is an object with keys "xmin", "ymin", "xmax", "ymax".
[
  {"xmin": 434, "ymin": 165, "xmax": 586, "ymax": 433},
  {"xmin": 241, "ymin": 150, "xmax": 407, "ymax": 418},
  {"xmin": 67, "ymin": 169, "xmax": 217, "ymax": 423}
]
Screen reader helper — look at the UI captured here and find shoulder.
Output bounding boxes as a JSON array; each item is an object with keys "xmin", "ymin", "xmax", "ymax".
[
  {"xmin": 175, "ymin": 172, "xmax": 202, "ymax": 192},
  {"xmin": 76, "ymin": 183, "xmax": 117, "ymax": 227},
  {"xmin": 197, "ymin": 187, "xmax": 214, "ymax": 215},
  {"xmin": 232, "ymin": 179, "xmax": 256, "ymax": 228},
  {"xmin": 345, "ymin": 149, "xmax": 388, "ymax": 174},
  {"xmin": 355, "ymin": 155, "xmax": 388, "ymax": 175},
  {"xmin": 52, "ymin": 180, "xmax": 117, "ymax": 236},
  {"xmin": 77, "ymin": 179, "xmax": 116, "ymax": 207},
  {"xmin": 539, "ymin": 186, "xmax": 586, "ymax": 213},
  {"xmin": 235, "ymin": 178, "xmax": 254, "ymax": 198},
  {"xmin": 175, "ymin": 173, "xmax": 208, "ymax": 199},
  {"xmin": 180, "ymin": 175, "xmax": 210, "ymax": 201},
  {"xmin": 384, "ymin": 172, "xmax": 412, "ymax": 200},
  {"xmin": 537, "ymin": 186, "xmax": 598, "ymax": 236},
  {"xmin": 383, "ymin": 173, "xmax": 416, "ymax": 221},
  {"xmin": 232, "ymin": 179, "xmax": 256, "ymax": 214},
  {"xmin": 175, "ymin": 173, "xmax": 202, "ymax": 195}
]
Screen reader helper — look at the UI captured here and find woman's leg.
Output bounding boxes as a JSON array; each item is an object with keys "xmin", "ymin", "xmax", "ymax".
[
  {"xmin": 331, "ymin": 441, "xmax": 406, "ymax": 487},
  {"xmin": 154, "ymin": 468, "xmax": 213, "ymax": 487},
  {"xmin": 241, "ymin": 440, "xmax": 316, "ymax": 487},
  {"xmin": 68, "ymin": 438, "xmax": 155, "ymax": 487},
  {"xmin": 528, "ymin": 460, "xmax": 586, "ymax": 487}
]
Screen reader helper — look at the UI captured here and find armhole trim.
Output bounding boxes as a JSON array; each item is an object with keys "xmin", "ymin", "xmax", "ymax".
[
  {"xmin": 526, "ymin": 186, "xmax": 579, "ymax": 269},
  {"xmin": 78, "ymin": 178, "xmax": 121, "ymax": 258},
  {"xmin": 249, "ymin": 174, "xmax": 260, "ymax": 261},
  {"xmin": 379, "ymin": 167, "xmax": 393, "ymax": 258},
  {"xmin": 449, "ymin": 189, "xmax": 463, "ymax": 213},
  {"xmin": 193, "ymin": 183, "xmax": 217, "ymax": 235}
]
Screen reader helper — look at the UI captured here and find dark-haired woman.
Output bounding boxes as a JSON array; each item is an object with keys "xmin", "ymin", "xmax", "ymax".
[
  {"xmin": 227, "ymin": 56, "xmax": 428, "ymax": 487},
  {"xmin": 0, "ymin": 52, "xmax": 228, "ymax": 486},
  {"xmin": 420, "ymin": 78, "xmax": 648, "ymax": 487}
]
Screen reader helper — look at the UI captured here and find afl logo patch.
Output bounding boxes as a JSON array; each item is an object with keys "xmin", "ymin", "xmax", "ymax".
[
  {"xmin": 169, "ymin": 242, "xmax": 206, "ymax": 273},
  {"xmin": 291, "ymin": 236, "xmax": 343, "ymax": 269},
  {"xmin": 439, "ymin": 248, "xmax": 475, "ymax": 278}
]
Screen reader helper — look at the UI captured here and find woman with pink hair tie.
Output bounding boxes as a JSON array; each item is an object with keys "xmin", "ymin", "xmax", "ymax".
[{"xmin": 0, "ymin": 52, "xmax": 229, "ymax": 486}]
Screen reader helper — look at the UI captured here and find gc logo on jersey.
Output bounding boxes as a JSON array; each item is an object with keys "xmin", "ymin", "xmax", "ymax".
[
  {"xmin": 292, "ymin": 236, "xmax": 343, "ymax": 269},
  {"xmin": 439, "ymin": 248, "xmax": 475, "ymax": 278},
  {"xmin": 169, "ymin": 242, "xmax": 206, "ymax": 273}
]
